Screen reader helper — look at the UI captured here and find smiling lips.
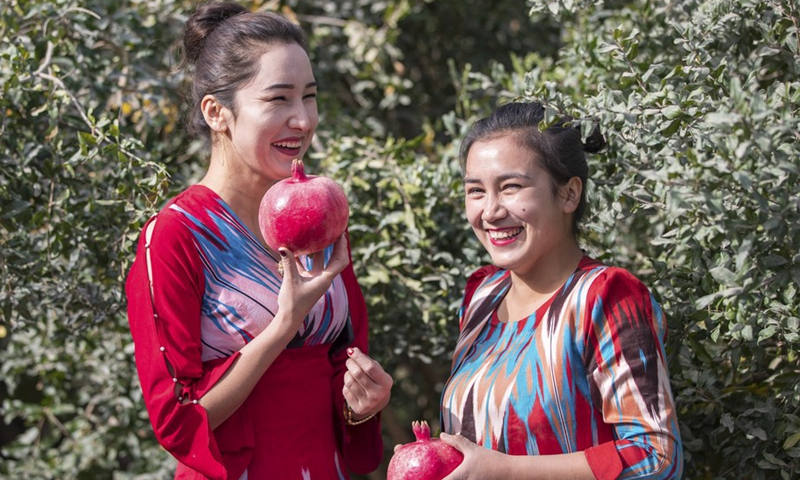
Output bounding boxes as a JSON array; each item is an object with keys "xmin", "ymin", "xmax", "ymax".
[{"xmin": 487, "ymin": 227, "xmax": 523, "ymax": 246}]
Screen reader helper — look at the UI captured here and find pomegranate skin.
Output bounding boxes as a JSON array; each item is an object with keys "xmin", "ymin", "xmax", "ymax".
[
  {"xmin": 387, "ymin": 421, "xmax": 464, "ymax": 480},
  {"xmin": 258, "ymin": 159, "xmax": 349, "ymax": 256}
]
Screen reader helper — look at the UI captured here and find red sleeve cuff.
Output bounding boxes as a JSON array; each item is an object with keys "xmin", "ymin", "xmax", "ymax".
[{"xmin": 584, "ymin": 442, "xmax": 623, "ymax": 480}]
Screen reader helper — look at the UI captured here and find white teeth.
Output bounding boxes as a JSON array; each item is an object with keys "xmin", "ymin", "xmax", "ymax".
[
  {"xmin": 488, "ymin": 228, "xmax": 523, "ymax": 240},
  {"xmin": 274, "ymin": 141, "xmax": 301, "ymax": 149}
]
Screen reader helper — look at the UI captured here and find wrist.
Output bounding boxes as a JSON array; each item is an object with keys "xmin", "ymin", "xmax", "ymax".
[{"xmin": 343, "ymin": 402, "xmax": 377, "ymax": 426}]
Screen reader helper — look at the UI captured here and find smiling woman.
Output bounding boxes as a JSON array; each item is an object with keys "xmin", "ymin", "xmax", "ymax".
[
  {"xmin": 124, "ymin": 2, "xmax": 391, "ymax": 479},
  {"xmin": 437, "ymin": 102, "xmax": 683, "ymax": 480}
]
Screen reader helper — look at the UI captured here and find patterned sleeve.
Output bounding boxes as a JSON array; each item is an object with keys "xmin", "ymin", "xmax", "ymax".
[
  {"xmin": 582, "ymin": 268, "xmax": 683, "ymax": 480},
  {"xmin": 125, "ymin": 213, "xmax": 244, "ymax": 480},
  {"xmin": 329, "ymin": 233, "xmax": 384, "ymax": 474}
]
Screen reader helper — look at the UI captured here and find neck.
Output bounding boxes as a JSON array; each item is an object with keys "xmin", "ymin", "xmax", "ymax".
[
  {"xmin": 500, "ymin": 242, "xmax": 584, "ymax": 322},
  {"xmin": 199, "ymin": 146, "xmax": 273, "ymax": 242}
]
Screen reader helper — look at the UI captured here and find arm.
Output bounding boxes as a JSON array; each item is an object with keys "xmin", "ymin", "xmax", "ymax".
[
  {"xmin": 126, "ymin": 214, "xmax": 230, "ymax": 479},
  {"xmin": 581, "ymin": 268, "xmax": 683, "ymax": 479},
  {"xmin": 200, "ymin": 237, "xmax": 350, "ymax": 428},
  {"xmin": 441, "ymin": 433, "xmax": 594, "ymax": 480}
]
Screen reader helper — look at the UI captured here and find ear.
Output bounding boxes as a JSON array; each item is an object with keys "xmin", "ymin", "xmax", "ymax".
[
  {"xmin": 200, "ymin": 95, "xmax": 231, "ymax": 133},
  {"xmin": 560, "ymin": 176, "xmax": 583, "ymax": 214}
]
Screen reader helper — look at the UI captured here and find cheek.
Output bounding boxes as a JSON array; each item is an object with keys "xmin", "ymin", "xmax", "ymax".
[
  {"xmin": 307, "ymin": 105, "xmax": 320, "ymax": 130},
  {"xmin": 464, "ymin": 201, "xmax": 482, "ymax": 227}
]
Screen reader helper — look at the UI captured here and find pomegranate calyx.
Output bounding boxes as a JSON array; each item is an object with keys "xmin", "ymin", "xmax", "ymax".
[
  {"xmin": 291, "ymin": 158, "xmax": 308, "ymax": 182},
  {"xmin": 413, "ymin": 420, "xmax": 432, "ymax": 442}
]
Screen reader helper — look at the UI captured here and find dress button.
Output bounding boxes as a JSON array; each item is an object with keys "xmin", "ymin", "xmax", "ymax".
[
  {"xmin": 172, "ymin": 377, "xmax": 178, "ymax": 383},
  {"xmin": 159, "ymin": 346, "xmax": 165, "ymax": 352},
  {"xmin": 192, "ymin": 400, "xmax": 198, "ymax": 405}
]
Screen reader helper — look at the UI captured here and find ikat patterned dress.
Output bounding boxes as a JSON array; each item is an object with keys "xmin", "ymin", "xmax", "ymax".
[
  {"xmin": 126, "ymin": 185, "xmax": 382, "ymax": 480},
  {"xmin": 441, "ymin": 258, "xmax": 683, "ymax": 479}
]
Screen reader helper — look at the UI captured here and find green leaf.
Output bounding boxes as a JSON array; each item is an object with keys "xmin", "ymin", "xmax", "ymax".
[
  {"xmin": 785, "ymin": 432, "xmax": 800, "ymax": 450},
  {"xmin": 662, "ymin": 105, "xmax": 681, "ymax": 119},
  {"xmin": 709, "ymin": 266, "xmax": 739, "ymax": 286}
]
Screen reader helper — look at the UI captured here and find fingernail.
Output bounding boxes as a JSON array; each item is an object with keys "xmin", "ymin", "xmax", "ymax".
[
  {"xmin": 346, "ymin": 348, "xmax": 354, "ymax": 356},
  {"xmin": 279, "ymin": 249, "xmax": 287, "ymax": 258}
]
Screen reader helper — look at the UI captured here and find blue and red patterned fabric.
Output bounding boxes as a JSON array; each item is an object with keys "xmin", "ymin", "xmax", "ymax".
[{"xmin": 441, "ymin": 256, "xmax": 683, "ymax": 479}]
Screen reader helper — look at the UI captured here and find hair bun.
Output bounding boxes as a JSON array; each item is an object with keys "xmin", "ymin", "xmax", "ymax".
[
  {"xmin": 182, "ymin": 2, "xmax": 249, "ymax": 66},
  {"xmin": 582, "ymin": 124, "xmax": 607, "ymax": 154}
]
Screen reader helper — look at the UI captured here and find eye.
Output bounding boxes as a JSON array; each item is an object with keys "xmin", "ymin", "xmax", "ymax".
[
  {"xmin": 502, "ymin": 183, "xmax": 522, "ymax": 191},
  {"xmin": 466, "ymin": 187, "xmax": 485, "ymax": 196},
  {"xmin": 303, "ymin": 92, "xmax": 317, "ymax": 100},
  {"xmin": 265, "ymin": 95, "xmax": 288, "ymax": 102}
]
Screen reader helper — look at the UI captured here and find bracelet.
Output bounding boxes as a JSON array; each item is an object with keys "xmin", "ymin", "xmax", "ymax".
[{"xmin": 344, "ymin": 403, "xmax": 377, "ymax": 426}]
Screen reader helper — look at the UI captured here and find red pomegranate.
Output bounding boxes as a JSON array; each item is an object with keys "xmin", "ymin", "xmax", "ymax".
[
  {"xmin": 387, "ymin": 421, "xmax": 464, "ymax": 480},
  {"xmin": 258, "ymin": 159, "xmax": 349, "ymax": 255}
]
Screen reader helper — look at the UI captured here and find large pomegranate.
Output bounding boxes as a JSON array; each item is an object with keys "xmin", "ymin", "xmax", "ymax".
[
  {"xmin": 387, "ymin": 421, "xmax": 464, "ymax": 480},
  {"xmin": 258, "ymin": 159, "xmax": 349, "ymax": 255}
]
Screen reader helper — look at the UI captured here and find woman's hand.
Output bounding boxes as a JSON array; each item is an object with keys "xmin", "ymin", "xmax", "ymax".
[
  {"xmin": 276, "ymin": 234, "xmax": 349, "ymax": 326},
  {"xmin": 440, "ymin": 433, "xmax": 507, "ymax": 480},
  {"xmin": 343, "ymin": 347, "xmax": 393, "ymax": 420}
]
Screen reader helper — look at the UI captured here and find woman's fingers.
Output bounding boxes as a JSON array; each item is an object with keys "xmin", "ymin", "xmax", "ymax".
[
  {"xmin": 322, "ymin": 233, "xmax": 349, "ymax": 277},
  {"xmin": 439, "ymin": 432, "xmax": 470, "ymax": 452},
  {"xmin": 343, "ymin": 347, "xmax": 393, "ymax": 416},
  {"xmin": 345, "ymin": 347, "xmax": 393, "ymax": 387},
  {"xmin": 276, "ymin": 234, "xmax": 351, "ymax": 322},
  {"xmin": 440, "ymin": 434, "xmax": 476, "ymax": 480},
  {"xmin": 278, "ymin": 247, "xmax": 297, "ymax": 278}
]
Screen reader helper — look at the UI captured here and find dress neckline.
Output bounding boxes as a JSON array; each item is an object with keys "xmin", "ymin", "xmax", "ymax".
[
  {"xmin": 187, "ymin": 184, "xmax": 278, "ymax": 262},
  {"xmin": 491, "ymin": 255, "xmax": 593, "ymax": 325}
]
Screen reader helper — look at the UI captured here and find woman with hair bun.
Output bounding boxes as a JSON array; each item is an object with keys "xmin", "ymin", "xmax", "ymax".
[
  {"xmin": 437, "ymin": 102, "xmax": 683, "ymax": 479},
  {"xmin": 125, "ymin": 2, "xmax": 391, "ymax": 479}
]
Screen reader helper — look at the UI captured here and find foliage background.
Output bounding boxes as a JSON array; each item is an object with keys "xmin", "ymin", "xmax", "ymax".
[{"xmin": 1, "ymin": 0, "xmax": 798, "ymax": 479}]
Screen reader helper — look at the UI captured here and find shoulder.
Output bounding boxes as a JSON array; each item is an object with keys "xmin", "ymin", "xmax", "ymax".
[
  {"xmin": 464, "ymin": 265, "xmax": 503, "ymax": 297},
  {"xmin": 141, "ymin": 185, "xmax": 221, "ymax": 250},
  {"xmin": 458, "ymin": 265, "xmax": 510, "ymax": 323},
  {"xmin": 126, "ymin": 188, "xmax": 207, "ymax": 286},
  {"xmin": 576, "ymin": 256, "xmax": 652, "ymax": 300},
  {"xmin": 576, "ymin": 257, "xmax": 666, "ymax": 336}
]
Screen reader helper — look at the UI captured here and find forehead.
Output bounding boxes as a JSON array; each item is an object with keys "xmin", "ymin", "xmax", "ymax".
[
  {"xmin": 465, "ymin": 135, "xmax": 541, "ymax": 175},
  {"xmin": 243, "ymin": 42, "xmax": 315, "ymax": 88}
]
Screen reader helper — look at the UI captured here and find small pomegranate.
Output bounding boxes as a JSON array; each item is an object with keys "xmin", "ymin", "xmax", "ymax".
[
  {"xmin": 387, "ymin": 421, "xmax": 463, "ymax": 480},
  {"xmin": 258, "ymin": 159, "xmax": 349, "ymax": 255}
]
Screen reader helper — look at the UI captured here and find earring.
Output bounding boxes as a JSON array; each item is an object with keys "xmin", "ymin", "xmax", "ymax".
[{"xmin": 221, "ymin": 134, "xmax": 229, "ymax": 166}]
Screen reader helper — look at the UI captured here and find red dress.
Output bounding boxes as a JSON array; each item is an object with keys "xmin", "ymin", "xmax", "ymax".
[{"xmin": 125, "ymin": 185, "xmax": 382, "ymax": 480}]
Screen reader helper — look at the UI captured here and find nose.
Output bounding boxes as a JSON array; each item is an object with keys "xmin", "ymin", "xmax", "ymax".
[
  {"xmin": 481, "ymin": 193, "xmax": 507, "ymax": 223},
  {"xmin": 288, "ymin": 103, "xmax": 316, "ymax": 133}
]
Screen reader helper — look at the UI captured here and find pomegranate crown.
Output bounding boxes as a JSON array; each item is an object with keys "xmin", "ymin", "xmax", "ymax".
[
  {"xmin": 291, "ymin": 158, "xmax": 308, "ymax": 182},
  {"xmin": 412, "ymin": 420, "xmax": 432, "ymax": 441}
]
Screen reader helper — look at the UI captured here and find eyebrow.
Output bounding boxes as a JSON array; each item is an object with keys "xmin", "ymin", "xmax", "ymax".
[
  {"xmin": 463, "ymin": 172, "xmax": 531, "ymax": 184},
  {"xmin": 262, "ymin": 82, "xmax": 317, "ymax": 92}
]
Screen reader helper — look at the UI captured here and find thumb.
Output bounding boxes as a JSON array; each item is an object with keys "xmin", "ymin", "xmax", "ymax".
[{"xmin": 439, "ymin": 432, "xmax": 469, "ymax": 452}]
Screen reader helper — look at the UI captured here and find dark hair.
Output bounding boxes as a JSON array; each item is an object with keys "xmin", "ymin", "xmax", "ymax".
[
  {"xmin": 459, "ymin": 101, "xmax": 606, "ymax": 236},
  {"xmin": 180, "ymin": 2, "xmax": 308, "ymax": 140}
]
